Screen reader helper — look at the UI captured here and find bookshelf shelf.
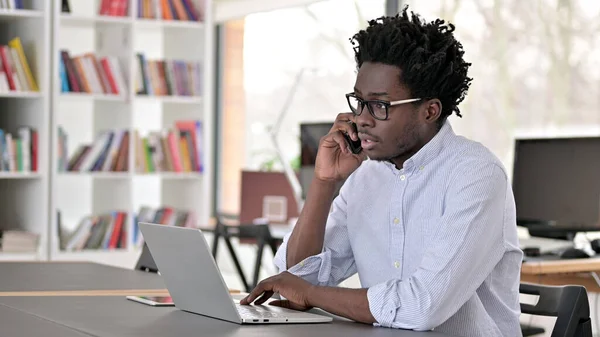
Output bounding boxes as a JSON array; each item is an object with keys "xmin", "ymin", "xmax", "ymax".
[
  {"xmin": 135, "ymin": 95, "xmax": 203, "ymax": 104},
  {"xmin": 0, "ymin": 9, "xmax": 44, "ymax": 20},
  {"xmin": 135, "ymin": 172, "xmax": 202, "ymax": 179},
  {"xmin": 0, "ymin": 252, "xmax": 39, "ymax": 261},
  {"xmin": 0, "ymin": 172, "xmax": 42, "ymax": 179},
  {"xmin": 59, "ymin": 92, "xmax": 127, "ymax": 102},
  {"xmin": 58, "ymin": 172, "xmax": 130, "ymax": 179},
  {"xmin": 134, "ymin": 18, "xmax": 204, "ymax": 30},
  {"xmin": 59, "ymin": 14, "xmax": 132, "ymax": 27},
  {"xmin": 0, "ymin": 91, "xmax": 43, "ymax": 99}
]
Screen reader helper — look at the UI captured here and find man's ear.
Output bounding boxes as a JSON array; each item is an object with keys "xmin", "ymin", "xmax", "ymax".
[{"xmin": 423, "ymin": 99, "xmax": 442, "ymax": 124}]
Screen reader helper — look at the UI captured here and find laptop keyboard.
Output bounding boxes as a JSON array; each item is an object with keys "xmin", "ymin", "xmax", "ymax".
[{"xmin": 236, "ymin": 304, "xmax": 288, "ymax": 318}]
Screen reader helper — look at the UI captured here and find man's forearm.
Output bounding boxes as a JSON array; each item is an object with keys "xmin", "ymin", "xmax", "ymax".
[
  {"xmin": 307, "ymin": 286, "xmax": 377, "ymax": 325},
  {"xmin": 285, "ymin": 178, "xmax": 338, "ymax": 268}
]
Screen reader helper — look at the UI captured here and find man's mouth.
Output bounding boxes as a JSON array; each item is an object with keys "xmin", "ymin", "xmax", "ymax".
[{"xmin": 359, "ymin": 133, "xmax": 378, "ymax": 150}]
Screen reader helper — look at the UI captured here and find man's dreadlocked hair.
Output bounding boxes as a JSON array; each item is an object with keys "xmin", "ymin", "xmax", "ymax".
[{"xmin": 350, "ymin": 6, "xmax": 472, "ymax": 126}]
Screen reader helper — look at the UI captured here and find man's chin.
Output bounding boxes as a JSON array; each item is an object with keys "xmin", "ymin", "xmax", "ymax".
[
  {"xmin": 365, "ymin": 153, "xmax": 392, "ymax": 162},
  {"xmin": 367, "ymin": 151, "xmax": 404, "ymax": 164}
]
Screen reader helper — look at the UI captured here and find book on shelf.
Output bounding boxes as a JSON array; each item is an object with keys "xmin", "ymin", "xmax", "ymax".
[
  {"xmin": 61, "ymin": 0, "xmax": 70, "ymax": 13},
  {"xmin": 58, "ymin": 210, "xmax": 128, "ymax": 251},
  {"xmin": 137, "ymin": 0, "xmax": 203, "ymax": 22},
  {"xmin": 134, "ymin": 120, "xmax": 203, "ymax": 173},
  {"xmin": 0, "ymin": 230, "xmax": 39, "ymax": 253},
  {"xmin": 0, "ymin": 127, "xmax": 38, "ymax": 172},
  {"xmin": 58, "ymin": 127, "xmax": 129, "ymax": 173},
  {"xmin": 0, "ymin": 37, "xmax": 38, "ymax": 93},
  {"xmin": 0, "ymin": 0, "xmax": 24, "ymax": 10},
  {"xmin": 133, "ymin": 205, "xmax": 197, "ymax": 248},
  {"xmin": 134, "ymin": 53, "xmax": 202, "ymax": 97},
  {"xmin": 59, "ymin": 50, "xmax": 128, "ymax": 96},
  {"xmin": 99, "ymin": 0, "xmax": 128, "ymax": 17}
]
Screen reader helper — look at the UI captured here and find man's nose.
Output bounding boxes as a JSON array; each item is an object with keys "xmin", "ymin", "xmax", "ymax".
[{"xmin": 355, "ymin": 104, "xmax": 375, "ymax": 128}]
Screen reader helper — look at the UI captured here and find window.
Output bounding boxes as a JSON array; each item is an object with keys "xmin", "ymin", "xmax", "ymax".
[
  {"xmin": 405, "ymin": 0, "xmax": 600, "ymax": 171},
  {"xmin": 218, "ymin": 0, "xmax": 600, "ymax": 214},
  {"xmin": 219, "ymin": 0, "xmax": 385, "ymax": 213}
]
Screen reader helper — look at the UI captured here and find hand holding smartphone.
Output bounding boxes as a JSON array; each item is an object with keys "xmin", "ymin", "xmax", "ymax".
[{"xmin": 342, "ymin": 122, "xmax": 362, "ymax": 154}]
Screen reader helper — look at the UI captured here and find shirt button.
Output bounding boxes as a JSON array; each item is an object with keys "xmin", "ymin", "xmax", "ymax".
[
  {"xmin": 419, "ymin": 166, "xmax": 424, "ymax": 171},
  {"xmin": 393, "ymin": 217, "xmax": 400, "ymax": 224},
  {"xmin": 300, "ymin": 260, "xmax": 305, "ymax": 267},
  {"xmin": 394, "ymin": 261, "xmax": 400, "ymax": 268},
  {"xmin": 400, "ymin": 175, "xmax": 406, "ymax": 181}
]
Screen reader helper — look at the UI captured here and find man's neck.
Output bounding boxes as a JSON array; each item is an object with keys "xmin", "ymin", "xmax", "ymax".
[{"xmin": 389, "ymin": 127, "xmax": 440, "ymax": 170}]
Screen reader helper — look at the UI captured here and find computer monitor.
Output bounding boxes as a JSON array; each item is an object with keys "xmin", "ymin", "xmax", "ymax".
[
  {"xmin": 512, "ymin": 136, "xmax": 600, "ymax": 230},
  {"xmin": 299, "ymin": 122, "xmax": 343, "ymax": 199},
  {"xmin": 300, "ymin": 122, "xmax": 333, "ymax": 166}
]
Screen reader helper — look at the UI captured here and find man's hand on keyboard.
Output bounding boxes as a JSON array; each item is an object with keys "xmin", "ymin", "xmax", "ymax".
[{"xmin": 240, "ymin": 271, "xmax": 314, "ymax": 311}]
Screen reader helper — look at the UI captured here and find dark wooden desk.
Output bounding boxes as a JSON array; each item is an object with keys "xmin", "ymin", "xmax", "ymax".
[{"xmin": 521, "ymin": 257, "xmax": 600, "ymax": 292}]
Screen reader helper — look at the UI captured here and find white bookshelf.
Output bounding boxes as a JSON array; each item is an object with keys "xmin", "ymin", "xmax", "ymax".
[
  {"xmin": 0, "ymin": 8, "xmax": 44, "ymax": 19},
  {"xmin": 49, "ymin": 0, "xmax": 215, "ymax": 269},
  {"xmin": 0, "ymin": 2, "xmax": 51, "ymax": 261},
  {"xmin": 0, "ymin": 91, "xmax": 43, "ymax": 98},
  {"xmin": 0, "ymin": 251, "xmax": 42, "ymax": 261}
]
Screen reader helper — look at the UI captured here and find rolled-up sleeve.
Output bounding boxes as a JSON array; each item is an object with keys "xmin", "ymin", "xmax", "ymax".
[
  {"xmin": 366, "ymin": 162, "xmax": 508, "ymax": 331},
  {"xmin": 273, "ymin": 181, "xmax": 357, "ymax": 287}
]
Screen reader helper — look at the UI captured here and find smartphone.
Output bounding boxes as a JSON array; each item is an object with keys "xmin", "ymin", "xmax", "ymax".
[
  {"xmin": 126, "ymin": 295, "xmax": 175, "ymax": 306},
  {"xmin": 343, "ymin": 122, "xmax": 362, "ymax": 154}
]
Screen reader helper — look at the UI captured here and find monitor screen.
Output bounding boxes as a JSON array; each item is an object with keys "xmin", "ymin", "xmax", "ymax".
[
  {"xmin": 300, "ymin": 122, "xmax": 333, "ymax": 166},
  {"xmin": 512, "ymin": 137, "xmax": 600, "ymax": 226},
  {"xmin": 299, "ymin": 122, "xmax": 344, "ymax": 199}
]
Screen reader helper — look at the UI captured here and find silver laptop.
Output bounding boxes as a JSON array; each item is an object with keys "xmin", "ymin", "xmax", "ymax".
[{"xmin": 138, "ymin": 222, "xmax": 333, "ymax": 324}]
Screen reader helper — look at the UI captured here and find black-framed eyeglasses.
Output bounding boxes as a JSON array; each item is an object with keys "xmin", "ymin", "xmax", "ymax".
[{"xmin": 345, "ymin": 93, "xmax": 422, "ymax": 121}]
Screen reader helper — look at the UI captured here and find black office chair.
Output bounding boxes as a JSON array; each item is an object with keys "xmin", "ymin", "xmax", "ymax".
[
  {"xmin": 520, "ymin": 283, "xmax": 592, "ymax": 337},
  {"xmin": 211, "ymin": 213, "xmax": 281, "ymax": 292}
]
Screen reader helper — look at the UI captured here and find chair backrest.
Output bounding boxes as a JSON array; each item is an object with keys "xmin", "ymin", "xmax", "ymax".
[
  {"xmin": 216, "ymin": 212, "xmax": 239, "ymax": 225},
  {"xmin": 520, "ymin": 283, "xmax": 592, "ymax": 337},
  {"xmin": 215, "ymin": 221, "xmax": 273, "ymax": 241},
  {"xmin": 214, "ymin": 212, "xmax": 273, "ymax": 244}
]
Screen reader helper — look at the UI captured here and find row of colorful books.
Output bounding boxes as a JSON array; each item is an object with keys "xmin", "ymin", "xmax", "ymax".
[
  {"xmin": 59, "ymin": 50, "xmax": 128, "ymax": 96},
  {"xmin": 5, "ymin": 44, "xmax": 202, "ymax": 97},
  {"xmin": 57, "ymin": 120, "xmax": 202, "ymax": 173},
  {"xmin": 0, "ymin": 127, "xmax": 38, "ymax": 172},
  {"xmin": 59, "ymin": 211, "xmax": 129, "ymax": 251},
  {"xmin": 57, "ymin": 127, "xmax": 129, "ymax": 172},
  {"xmin": 135, "ymin": 120, "xmax": 203, "ymax": 173},
  {"xmin": 135, "ymin": 53, "xmax": 202, "ymax": 97},
  {"xmin": 138, "ymin": 0, "xmax": 203, "ymax": 21},
  {"xmin": 132, "ymin": 206, "xmax": 197, "ymax": 248},
  {"xmin": 56, "ymin": 206, "xmax": 196, "ymax": 251},
  {"xmin": 98, "ymin": 0, "xmax": 129, "ymax": 16},
  {"xmin": 61, "ymin": 0, "xmax": 204, "ymax": 21},
  {"xmin": 0, "ymin": 37, "xmax": 38, "ymax": 93}
]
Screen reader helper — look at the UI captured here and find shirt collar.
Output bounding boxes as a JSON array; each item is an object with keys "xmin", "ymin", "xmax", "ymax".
[{"xmin": 382, "ymin": 120, "xmax": 455, "ymax": 174}]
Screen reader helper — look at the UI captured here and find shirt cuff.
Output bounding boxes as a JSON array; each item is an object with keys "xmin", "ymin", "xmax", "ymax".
[
  {"xmin": 367, "ymin": 281, "xmax": 399, "ymax": 328},
  {"xmin": 273, "ymin": 233, "xmax": 333, "ymax": 285}
]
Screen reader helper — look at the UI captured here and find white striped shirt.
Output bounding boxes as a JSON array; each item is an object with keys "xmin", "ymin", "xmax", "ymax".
[{"xmin": 273, "ymin": 121, "xmax": 523, "ymax": 337}]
